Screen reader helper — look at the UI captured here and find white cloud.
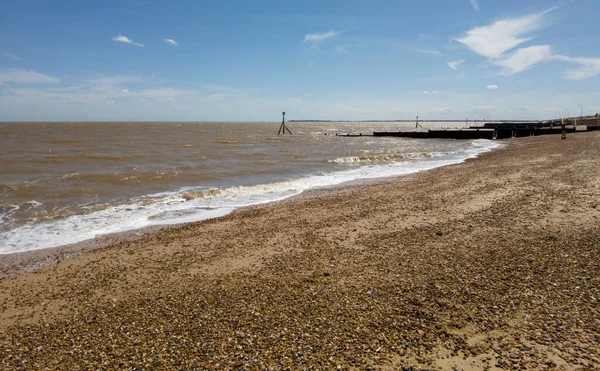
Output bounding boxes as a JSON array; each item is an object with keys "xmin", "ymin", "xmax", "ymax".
[
  {"xmin": 164, "ymin": 38, "xmax": 178, "ymax": 46},
  {"xmin": 456, "ymin": 9, "xmax": 553, "ymax": 59},
  {"xmin": 455, "ymin": 6, "xmax": 600, "ymax": 79},
  {"xmin": 106, "ymin": 100, "xmax": 115, "ymax": 104},
  {"xmin": 552, "ymin": 55, "xmax": 600, "ymax": 80},
  {"xmin": 486, "ymin": 84, "xmax": 499, "ymax": 89},
  {"xmin": 447, "ymin": 60, "xmax": 464, "ymax": 70},
  {"xmin": 112, "ymin": 35, "xmax": 144, "ymax": 47},
  {"xmin": 2, "ymin": 53, "xmax": 21, "ymax": 61},
  {"xmin": 0, "ymin": 81, "xmax": 4, "ymax": 86},
  {"xmin": 0, "ymin": 69, "xmax": 59, "ymax": 84},
  {"xmin": 423, "ymin": 90, "xmax": 439, "ymax": 95},
  {"xmin": 470, "ymin": 0, "xmax": 479, "ymax": 11},
  {"xmin": 304, "ymin": 31, "xmax": 338, "ymax": 42},
  {"xmin": 493, "ymin": 45, "xmax": 551, "ymax": 75}
]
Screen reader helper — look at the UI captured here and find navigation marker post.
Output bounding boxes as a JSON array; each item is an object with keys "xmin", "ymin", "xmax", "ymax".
[
  {"xmin": 278, "ymin": 111, "xmax": 293, "ymax": 135},
  {"xmin": 415, "ymin": 116, "xmax": 422, "ymax": 128}
]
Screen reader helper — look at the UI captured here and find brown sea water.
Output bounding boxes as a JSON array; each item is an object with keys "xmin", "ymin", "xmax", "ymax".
[{"xmin": 0, "ymin": 121, "xmax": 500, "ymax": 253}]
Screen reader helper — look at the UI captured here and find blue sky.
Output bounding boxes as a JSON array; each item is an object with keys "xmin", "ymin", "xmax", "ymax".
[{"xmin": 0, "ymin": 0, "xmax": 599, "ymax": 121}]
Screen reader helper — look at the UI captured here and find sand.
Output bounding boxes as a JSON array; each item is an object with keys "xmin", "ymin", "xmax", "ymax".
[{"xmin": 1, "ymin": 132, "xmax": 599, "ymax": 370}]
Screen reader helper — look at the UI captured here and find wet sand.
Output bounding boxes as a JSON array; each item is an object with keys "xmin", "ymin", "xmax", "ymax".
[{"xmin": 1, "ymin": 132, "xmax": 599, "ymax": 370}]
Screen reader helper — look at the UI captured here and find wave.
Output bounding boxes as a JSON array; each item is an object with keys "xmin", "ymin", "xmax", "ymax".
[
  {"xmin": 329, "ymin": 151, "xmax": 445, "ymax": 163},
  {"xmin": 44, "ymin": 153, "xmax": 143, "ymax": 161},
  {"xmin": 64, "ymin": 170, "xmax": 181, "ymax": 184},
  {"xmin": 215, "ymin": 139, "xmax": 242, "ymax": 145},
  {"xmin": 180, "ymin": 189, "xmax": 222, "ymax": 200},
  {"xmin": 0, "ymin": 139, "xmax": 502, "ymax": 254}
]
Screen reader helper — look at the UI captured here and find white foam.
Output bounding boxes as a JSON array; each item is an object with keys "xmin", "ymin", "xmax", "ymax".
[
  {"xmin": 26, "ymin": 200, "xmax": 43, "ymax": 208},
  {"xmin": 0, "ymin": 140, "xmax": 501, "ymax": 254}
]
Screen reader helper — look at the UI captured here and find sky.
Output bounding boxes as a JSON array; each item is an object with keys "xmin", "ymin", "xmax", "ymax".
[{"xmin": 0, "ymin": 0, "xmax": 599, "ymax": 121}]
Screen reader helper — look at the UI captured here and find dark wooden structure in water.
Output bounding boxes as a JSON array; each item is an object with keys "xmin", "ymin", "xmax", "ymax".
[{"xmin": 370, "ymin": 122, "xmax": 595, "ymax": 140}]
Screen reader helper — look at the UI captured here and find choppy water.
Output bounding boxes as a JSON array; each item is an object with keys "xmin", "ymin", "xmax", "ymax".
[{"xmin": 0, "ymin": 121, "xmax": 501, "ymax": 253}]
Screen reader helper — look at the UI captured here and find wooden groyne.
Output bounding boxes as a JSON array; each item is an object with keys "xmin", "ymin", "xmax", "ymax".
[
  {"xmin": 373, "ymin": 126, "xmax": 579, "ymax": 140},
  {"xmin": 335, "ymin": 118, "xmax": 600, "ymax": 140}
]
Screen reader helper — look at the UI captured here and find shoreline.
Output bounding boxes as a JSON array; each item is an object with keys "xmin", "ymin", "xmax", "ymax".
[
  {"xmin": 1, "ymin": 132, "xmax": 599, "ymax": 369},
  {"xmin": 0, "ymin": 140, "xmax": 501, "ymax": 277}
]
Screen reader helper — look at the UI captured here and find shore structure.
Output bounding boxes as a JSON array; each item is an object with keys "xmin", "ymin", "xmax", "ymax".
[
  {"xmin": 1, "ymin": 132, "xmax": 600, "ymax": 369},
  {"xmin": 341, "ymin": 120, "xmax": 599, "ymax": 140}
]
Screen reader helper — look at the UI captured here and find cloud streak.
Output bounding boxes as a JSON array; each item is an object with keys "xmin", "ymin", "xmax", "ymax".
[
  {"xmin": 486, "ymin": 84, "xmax": 498, "ymax": 89},
  {"xmin": 0, "ymin": 69, "xmax": 60, "ymax": 84},
  {"xmin": 453, "ymin": 7, "xmax": 600, "ymax": 79},
  {"xmin": 304, "ymin": 31, "xmax": 338, "ymax": 42},
  {"xmin": 456, "ymin": 9, "xmax": 552, "ymax": 59},
  {"xmin": 447, "ymin": 60, "xmax": 464, "ymax": 70},
  {"xmin": 552, "ymin": 55, "xmax": 600, "ymax": 80},
  {"xmin": 2, "ymin": 53, "xmax": 21, "ymax": 61},
  {"xmin": 113, "ymin": 35, "xmax": 144, "ymax": 47},
  {"xmin": 470, "ymin": 0, "xmax": 479, "ymax": 11},
  {"xmin": 164, "ymin": 38, "xmax": 179, "ymax": 46},
  {"xmin": 493, "ymin": 45, "xmax": 552, "ymax": 75}
]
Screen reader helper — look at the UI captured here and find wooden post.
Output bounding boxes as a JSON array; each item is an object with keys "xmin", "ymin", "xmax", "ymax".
[{"xmin": 278, "ymin": 111, "xmax": 293, "ymax": 135}]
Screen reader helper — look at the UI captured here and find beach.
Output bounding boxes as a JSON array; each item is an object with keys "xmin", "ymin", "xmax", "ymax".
[{"xmin": 1, "ymin": 131, "xmax": 599, "ymax": 369}]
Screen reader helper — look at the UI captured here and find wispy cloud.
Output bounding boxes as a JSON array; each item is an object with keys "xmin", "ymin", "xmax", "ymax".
[
  {"xmin": 453, "ymin": 7, "xmax": 595, "ymax": 77},
  {"xmin": 334, "ymin": 44, "xmax": 361, "ymax": 54},
  {"xmin": 112, "ymin": 35, "xmax": 144, "ymax": 47},
  {"xmin": 87, "ymin": 75, "xmax": 147, "ymax": 93},
  {"xmin": 447, "ymin": 60, "xmax": 464, "ymax": 70},
  {"xmin": 552, "ymin": 55, "xmax": 600, "ymax": 80},
  {"xmin": 493, "ymin": 45, "xmax": 552, "ymax": 75},
  {"xmin": 304, "ymin": 31, "xmax": 338, "ymax": 42},
  {"xmin": 456, "ymin": 8, "xmax": 553, "ymax": 59},
  {"xmin": 415, "ymin": 48, "xmax": 442, "ymax": 56},
  {"xmin": 0, "ymin": 68, "xmax": 59, "ymax": 84},
  {"xmin": 469, "ymin": 0, "xmax": 479, "ymax": 11},
  {"xmin": 397, "ymin": 45, "xmax": 442, "ymax": 56},
  {"xmin": 164, "ymin": 38, "xmax": 178, "ymax": 46},
  {"xmin": 335, "ymin": 45, "xmax": 349, "ymax": 54},
  {"xmin": 486, "ymin": 84, "xmax": 499, "ymax": 89},
  {"xmin": 423, "ymin": 90, "xmax": 439, "ymax": 95},
  {"xmin": 2, "ymin": 53, "xmax": 21, "ymax": 61}
]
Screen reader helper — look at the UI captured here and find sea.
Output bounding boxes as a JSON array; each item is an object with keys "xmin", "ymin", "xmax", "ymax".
[{"xmin": 0, "ymin": 121, "xmax": 502, "ymax": 254}]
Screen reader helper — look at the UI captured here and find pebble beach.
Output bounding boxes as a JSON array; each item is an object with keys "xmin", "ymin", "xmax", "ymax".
[{"xmin": 1, "ymin": 132, "xmax": 599, "ymax": 370}]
